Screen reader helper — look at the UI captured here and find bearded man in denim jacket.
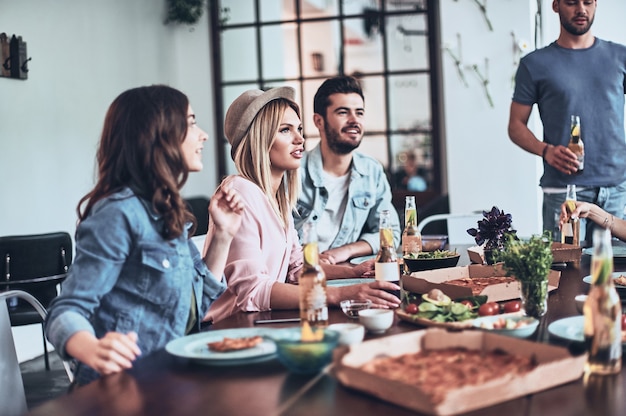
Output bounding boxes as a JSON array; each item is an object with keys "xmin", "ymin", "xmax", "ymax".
[{"xmin": 295, "ymin": 76, "xmax": 400, "ymax": 264}]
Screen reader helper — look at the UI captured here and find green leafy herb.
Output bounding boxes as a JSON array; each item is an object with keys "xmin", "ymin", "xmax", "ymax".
[
  {"xmin": 404, "ymin": 249, "xmax": 458, "ymax": 259},
  {"xmin": 494, "ymin": 231, "xmax": 553, "ymax": 283}
]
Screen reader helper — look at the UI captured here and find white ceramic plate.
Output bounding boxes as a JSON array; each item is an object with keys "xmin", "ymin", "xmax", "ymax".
[
  {"xmin": 548, "ymin": 316, "xmax": 585, "ymax": 342},
  {"xmin": 582, "ymin": 272, "xmax": 626, "ymax": 290},
  {"xmin": 165, "ymin": 328, "xmax": 277, "ymax": 366},
  {"xmin": 583, "ymin": 246, "xmax": 626, "ymax": 258},
  {"xmin": 550, "ymin": 316, "xmax": 626, "ymax": 345},
  {"xmin": 326, "ymin": 278, "xmax": 376, "ymax": 287},
  {"xmin": 349, "ymin": 255, "xmax": 376, "ymax": 265}
]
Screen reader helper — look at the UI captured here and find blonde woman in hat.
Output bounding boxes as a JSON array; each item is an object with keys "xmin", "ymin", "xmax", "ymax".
[{"xmin": 203, "ymin": 87, "xmax": 401, "ymax": 323}]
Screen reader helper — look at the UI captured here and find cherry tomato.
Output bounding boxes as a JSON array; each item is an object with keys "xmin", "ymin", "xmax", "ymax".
[
  {"xmin": 478, "ymin": 302, "xmax": 499, "ymax": 316},
  {"xmin": 621, "ymin": 314, "xmax": 626, "ymax": 331},
  {"xmin": 503, "ymin": 300, "xmax": 521, "ymax": 314},
  {"xmin": 460, "ymin": 300, "xmax": 474, "ymax": 309},
  {"xmin": 405, "ymin": 303, "xmax": 419, "ymax": 314}
]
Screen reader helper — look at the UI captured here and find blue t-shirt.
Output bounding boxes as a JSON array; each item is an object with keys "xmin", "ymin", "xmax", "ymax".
[{"xmin": 513, "ymin": 38, "xmax": 626, "ymax": 188}]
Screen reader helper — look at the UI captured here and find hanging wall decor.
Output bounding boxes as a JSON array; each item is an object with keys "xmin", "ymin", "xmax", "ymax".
[
  {"xmin": 0, "ymin": 33, "xmax": 31, "ymax": 80},
  {"xmin": 442, "ymin": 33, "xmax": 469, "ymax": 87},
  {"xmin": 471, "ymin": 58, "xmax": 494, "ymax": 108}
]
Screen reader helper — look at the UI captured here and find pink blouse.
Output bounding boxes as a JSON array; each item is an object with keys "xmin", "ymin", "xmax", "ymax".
[{"xmin": 203, "ymin": 175, "xmax": 303, "ymax": 323}]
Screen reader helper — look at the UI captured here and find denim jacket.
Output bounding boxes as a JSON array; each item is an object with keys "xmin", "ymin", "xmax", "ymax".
[
  {"xmin": 45, "ymin": 188, "xmax": 226, "ymax": 385},
  {"xmin": 294, "ymin": 145, "xmax": 401, "ymax": 253}
]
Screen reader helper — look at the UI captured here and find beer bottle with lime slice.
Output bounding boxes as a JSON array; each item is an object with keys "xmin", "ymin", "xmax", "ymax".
[
  {"xmin": 583, "ymin": 227, "xmax": 622, "ymax": 375},
  {"xmin": 568, "ymin": 115, "xmax": 584, "ymax": 174},
  {"xmin": 299, "ymin": 221, "xmax": 328, "ymax": 341},
  {"xmin": 561, "ymin": 184, "xmax": 580, "ymax": 246},
  {"xmin": 401, "ymin": 196, "xmax": 422, "ymax": 257},
  {"xmin": 375, "ymin": 210, "xmax": 400, "ymax": 297}
]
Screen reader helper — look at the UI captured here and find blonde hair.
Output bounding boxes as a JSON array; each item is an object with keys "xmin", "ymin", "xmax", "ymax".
[{"xmin": 233, "ymin": 98, "xmax": 301, "ymax": 228}]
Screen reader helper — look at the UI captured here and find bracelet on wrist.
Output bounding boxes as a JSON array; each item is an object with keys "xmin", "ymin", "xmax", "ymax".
[
  {"xmin": 541, "ymin": 144, "xmax": 551, "ymax": 159},
  {"xmin": 602, "ymin": 215, "xmax": 615, "ymax": 232}
]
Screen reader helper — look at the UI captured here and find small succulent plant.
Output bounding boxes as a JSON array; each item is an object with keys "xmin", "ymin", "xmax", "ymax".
[{"xmin": 467, "ymin": 206, "xmax": 517, "ymax": 251}]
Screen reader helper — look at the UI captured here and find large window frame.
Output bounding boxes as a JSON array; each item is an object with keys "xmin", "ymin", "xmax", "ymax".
[{"xmin": 209, "ymin": 0, "xmax": 444, "ymax": 208}]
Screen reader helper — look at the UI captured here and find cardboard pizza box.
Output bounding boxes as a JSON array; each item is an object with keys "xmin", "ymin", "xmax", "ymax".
[
  {"xmin": 401, "ymin": 263, "xmax": 561, "ymax": 303},
  {"xmin": 333, "ymin": 328, "xmax": 586, "ymax": 416}
]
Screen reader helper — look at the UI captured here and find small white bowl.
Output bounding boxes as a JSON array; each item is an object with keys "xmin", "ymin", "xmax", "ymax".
[
  {"xmin": 574, "ymin": 294, "xmax": 587, "ymax": 314},
  {"xmin": 472, "ymin": 314, "xmax": 539, "ymax": 339},
  {"xmin": 358, "ymin": 309, "xmax": 394, "ymax": 334},
  {"xmin": 328, "ymin": 323, "xmax": 365, "ymax": 345}
]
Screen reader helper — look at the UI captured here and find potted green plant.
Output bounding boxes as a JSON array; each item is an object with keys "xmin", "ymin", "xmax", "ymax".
[
  {"xmin": 466, "ymin": 206, "xmax": 517, "ymax": 264},
  {"xmin": 495, "ymin": 231, "xmax": 553, "ymax": 318}
]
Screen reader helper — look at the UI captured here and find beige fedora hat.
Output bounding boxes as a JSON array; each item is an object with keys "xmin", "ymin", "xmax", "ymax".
[{"xmin": 224, "ymin": 86, "xmax": 296, "ymax": 158}]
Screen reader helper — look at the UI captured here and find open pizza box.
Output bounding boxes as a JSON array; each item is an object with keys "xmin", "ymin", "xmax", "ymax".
[
  {"xmin": 467, "ymin": 243, "xmax": 582, "ymax": 265},
  {"xmin": 333, "ymin": 328, "xmax": 586, "ymax": 416},
  {"xmin": 401, "ymin": 263, "xmax": 561, "ymax": 303}
]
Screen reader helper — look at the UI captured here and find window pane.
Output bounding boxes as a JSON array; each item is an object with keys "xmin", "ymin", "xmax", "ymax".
[
  {"xmin": 301, "ymin": 21, "xmax": 341, "ymax": 78},
  {"xmin": 221, "ymin": 28, "xmax": 258, "ymax": 82},
  {"xmin": 385, "ymin": 0, "xmax": 427, "ymax": 12},
  {"xmin": 387, "ymin": 14, "xmax": 429, "ymax": 71},
  {"xmin": 344, "ymin": 17, "xmax": 384, "ymax": 74},
  {"xmin": 342, "ymin": 0, "xmax": 380, "ymax": 16},
  {"xmin": 358, "ymin": 75, "xmax": 387, "ymax": 133},
  {"xmin": 261, "ymin": 23, "xmax": 300, "ymax": 80},
  {"xmin": 302, "ymin": 79, "xmax": 322, "ymax": 138},
  {"xmin": 300, "ymin": 0, "xmax": 338, "ymax": 18},
  {"xmin": 388, "ymin": 74, "xmax": 430, "ymax": 131},
  {"xmin": 220, "ymin": 0, "xmax": 256, "ymax": 25},
  {"xmin": 260, "ymin": 0, "xmax": 296, "ymax": 21},
  {"xmin": 359, "ymin": 134, "xmax": 389, "ymax": 169},
  {"xmin": 389, "ymin": 133, "xmax": 433, "ymax": 192}
]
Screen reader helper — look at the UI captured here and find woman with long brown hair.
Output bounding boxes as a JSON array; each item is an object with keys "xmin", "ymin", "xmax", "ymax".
[{"xmin": 46, "ymin": 85, "xmax": 243, "ymax": 386}]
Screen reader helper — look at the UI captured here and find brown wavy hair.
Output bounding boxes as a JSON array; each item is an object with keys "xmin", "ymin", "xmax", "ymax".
[{"xmin": 77, "ymin": 85, "xmax": 195, "ymax": 239}]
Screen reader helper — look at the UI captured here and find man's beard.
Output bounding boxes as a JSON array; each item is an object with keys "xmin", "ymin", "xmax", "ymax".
[
  {"xmin": 561, "ymin": 14, "xmax": 594, "ymax": 36},
  {"xmin": 324, "ymin": 123, "xmax": 362, "ymax": 155}
]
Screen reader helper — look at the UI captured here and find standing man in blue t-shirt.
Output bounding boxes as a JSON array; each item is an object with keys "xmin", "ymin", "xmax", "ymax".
[{"xmin": 508, "ymin": 0, "xmax": 626, "ymax": 241}]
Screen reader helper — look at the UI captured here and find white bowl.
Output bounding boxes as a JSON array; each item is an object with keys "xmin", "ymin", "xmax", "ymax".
[
  {"xmin": 327, "ymin": 323, "xmax": 365, "ymax": 345},
  {"xmin": 358, "ymin": 309, "xmax": 394, "ymax": 334},
  {"xmin": 472, "ymin": 314, "xmax": 539, "ymax": 338}
]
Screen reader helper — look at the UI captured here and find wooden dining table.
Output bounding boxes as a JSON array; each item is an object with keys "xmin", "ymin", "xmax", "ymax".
[{"xmin": 27, "ymin": 246, "xmax": 626, "ymax": 416}]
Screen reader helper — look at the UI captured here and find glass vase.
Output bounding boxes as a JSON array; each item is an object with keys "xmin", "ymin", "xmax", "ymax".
[{"xmin": 519, "ymin": 279, "xmax": 548, "ymax": 318}]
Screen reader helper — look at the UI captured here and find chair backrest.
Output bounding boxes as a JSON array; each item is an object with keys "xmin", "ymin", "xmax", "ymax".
[
  {"xmin": 417, "ymin": 213, "xmax": 483, "ymax": 246},
  {"xmin": 185, "ymin": 197, "xmax": 210, "ymax": 236},
  {"xmin": 0, "ymin": 292, "xmax": 29, "ymax": 416},
  {"xmin": 0, "ymin": 232, "xmax": 73, "ymax": 308}
]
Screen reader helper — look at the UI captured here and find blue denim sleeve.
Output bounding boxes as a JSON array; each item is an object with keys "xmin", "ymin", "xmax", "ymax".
[{"xmin": 45, "ymin": 199, "xmax": 134, "ymax": 358}]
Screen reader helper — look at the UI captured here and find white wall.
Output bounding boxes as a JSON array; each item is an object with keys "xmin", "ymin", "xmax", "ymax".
[
  {"xmin": 0, "ymin": 0, "xmax": 217, "ymax": 362},
  {"xmin": 440, "ymin": 0, "xmax": 542, "ymax": 237}
]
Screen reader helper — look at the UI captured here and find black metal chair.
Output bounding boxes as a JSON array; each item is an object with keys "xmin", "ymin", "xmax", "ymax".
[
  {"xmin": 0, "ymin": 232, "xmax": 73, "ymax": 371},
  {"xmin": 1, "ymin": 290, "xmax": 73, "ymax": 415},
  {"xmin": 185, "ymin": 196, "xmax": 210, "ymax": 236}
]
